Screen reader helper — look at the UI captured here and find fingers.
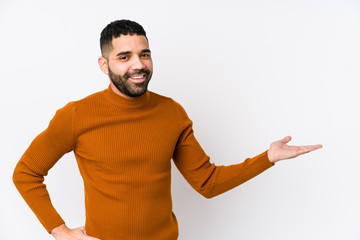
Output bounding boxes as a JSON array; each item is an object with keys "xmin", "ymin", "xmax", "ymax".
[
  {"xmin": 311, "ymin": 144, "xmax": 323, "ymax": 150},
  {"xmin": 281, "ymin": 136, "xmax": 322, "ymax": 153},
  {"xmin": 298, "ymin": 144, "xmax": 323, "ymax": 154},
  {"xmin": 270, "ymin": 135, "xmax": 322, "ymax": 162}
]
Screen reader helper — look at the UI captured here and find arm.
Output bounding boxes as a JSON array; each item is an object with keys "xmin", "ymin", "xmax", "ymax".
[
  {"xmin": 172, "ymin": 118, "xmax": 274, "ymax": 199},
  {"xmin": 172, "ymin": 104, "xmax": 322, "ymax": 199},
  {"xmin": 12, "ymin": 102, "xmax": 76, "ymax": 233}
]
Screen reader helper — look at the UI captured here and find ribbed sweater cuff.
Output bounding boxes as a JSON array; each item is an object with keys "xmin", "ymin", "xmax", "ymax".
[
  {"xmin": 258, "ymin": 150, "xmax": 275, "ymax": 167},
  {"xmin": 45, "ymin": 219, "xmax": 65, "ymax": 234}
]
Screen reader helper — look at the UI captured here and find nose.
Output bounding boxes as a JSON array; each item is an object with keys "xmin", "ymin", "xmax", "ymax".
[{"xmin": 131, "ymin": 56, "xmax": 146, "ymax": 70}]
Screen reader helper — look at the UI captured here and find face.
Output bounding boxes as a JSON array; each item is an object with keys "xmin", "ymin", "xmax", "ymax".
[{"xmin": 100, "ymin": 34, "xmax": 153, "ymax": 98}]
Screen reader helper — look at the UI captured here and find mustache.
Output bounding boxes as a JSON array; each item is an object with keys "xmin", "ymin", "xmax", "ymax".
[{"xmin": 125, "ymin": 69, "xmax": 151, "ymax": 78}]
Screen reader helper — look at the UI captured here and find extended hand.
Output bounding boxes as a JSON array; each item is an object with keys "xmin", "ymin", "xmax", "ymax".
[
  {"xmin": 267, "ymin": 136, "xmax": 322, "ymax": 164},
  {"xmin": 51, "ymin": 224, "xmax": 101, "ymax": 240}
]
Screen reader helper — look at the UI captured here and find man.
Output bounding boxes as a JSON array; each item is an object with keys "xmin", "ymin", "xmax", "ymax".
[{"xmin": 13, "ymin": 20, "xmax": 322, "ymax": 240}]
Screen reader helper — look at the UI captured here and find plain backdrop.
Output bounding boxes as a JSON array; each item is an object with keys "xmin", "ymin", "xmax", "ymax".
[{"xmin": 1, "ymin": 0, "xmax": 359, "ymax": 239}]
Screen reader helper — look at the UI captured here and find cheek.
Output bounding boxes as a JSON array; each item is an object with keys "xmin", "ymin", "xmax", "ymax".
[
  {"xmin": 110, "ymin": 63, "xmax": 129, "ymax": 76},
  {"xmin": 145, "ymin": 60, "xmax": 153, "ymax": 71}
]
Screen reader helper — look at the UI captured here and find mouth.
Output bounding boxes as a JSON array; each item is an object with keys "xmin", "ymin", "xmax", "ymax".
[{"xmin": 129, "ymin": 74, "xmax": 146, "ymax": 83}]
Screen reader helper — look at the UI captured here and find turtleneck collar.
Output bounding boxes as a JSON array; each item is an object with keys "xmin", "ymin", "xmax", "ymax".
[{"xmin": 102, "ymin": 84, "xmax": 151, "ymax": 111}]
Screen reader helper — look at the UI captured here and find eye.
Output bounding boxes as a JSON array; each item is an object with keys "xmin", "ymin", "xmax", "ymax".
[
  {"xmin": 119, "ymin": 56, "xmax": 128, "ymax": 60},
  {"xmin": 141, "ymin": 53, "xmax": 150, "ymax": 58}
]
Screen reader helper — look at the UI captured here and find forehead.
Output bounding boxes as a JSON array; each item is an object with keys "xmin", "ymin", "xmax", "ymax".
[{"xmin": 110, "ymin": 34, "xmax": 149, "ymax": 54}]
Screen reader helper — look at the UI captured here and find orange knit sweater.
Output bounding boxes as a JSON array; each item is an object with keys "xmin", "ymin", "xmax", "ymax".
[{"xmin": 13, "ymin": 85, "xmax": 274, "ymax": 240}]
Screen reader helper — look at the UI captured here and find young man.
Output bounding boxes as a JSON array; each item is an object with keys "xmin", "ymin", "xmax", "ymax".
[{"xmin": 13, "ymin": 20, "xmax": 322, "ymax": 240}]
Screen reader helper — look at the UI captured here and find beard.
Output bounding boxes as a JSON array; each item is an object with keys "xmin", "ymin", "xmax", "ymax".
[{"xmin": 108, "ymin": 67, "xmax": 152, "ymax": 98}]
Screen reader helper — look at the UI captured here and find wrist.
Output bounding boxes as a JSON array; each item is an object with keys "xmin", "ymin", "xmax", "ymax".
[
  {"xmin": 267, "ymin": 149, "xmax": 277, "ymax": 164},
  {"xmin": 51, "ymin": 224, "xmax": 69, "ymax": 238}
]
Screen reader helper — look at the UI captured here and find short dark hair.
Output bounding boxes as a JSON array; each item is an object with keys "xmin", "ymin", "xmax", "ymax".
[{"xmin": 100, "ymin": 19, "xmax": 148, "ymax": 57}]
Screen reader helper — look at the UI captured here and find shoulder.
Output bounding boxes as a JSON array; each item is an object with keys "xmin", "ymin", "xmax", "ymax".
[
  {"xmin": 60, "ymin": 88, "xmax": 110, "ymax": 115},
  {"xmin": 148, "ymin": 91, "xmax": 190, "ymax": 120},
  {"xmin": 72, "ymin": 89, "xmax": 105, "ymax": 106},
  {"xmin": 46, "ymin": 89, "xmax": 104, "ymax": 123},
  {"xmin": 148, "ymin": 91, "xmax": 182, "ymax": 109}
]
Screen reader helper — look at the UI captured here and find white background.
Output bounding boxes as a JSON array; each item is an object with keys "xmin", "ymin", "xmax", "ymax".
[{"xmin": 1, "ymin": 0, "xmax": 359, "ymax": 239}]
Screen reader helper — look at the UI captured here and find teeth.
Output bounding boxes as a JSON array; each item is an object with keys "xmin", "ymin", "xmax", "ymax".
[{"xmin": 131, "ymin": 75, "xmax": 144, "ymax": 79}]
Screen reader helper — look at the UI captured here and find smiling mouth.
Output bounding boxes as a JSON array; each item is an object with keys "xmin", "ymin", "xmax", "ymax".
[{"xmin": 129, "ymin": 74, "xmax": 146, "ymax": 83}]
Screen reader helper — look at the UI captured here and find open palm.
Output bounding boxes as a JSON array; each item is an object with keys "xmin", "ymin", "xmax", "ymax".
[{"xmin": 267, "ymin": 136, "xmax": 322, "ymax": 164}]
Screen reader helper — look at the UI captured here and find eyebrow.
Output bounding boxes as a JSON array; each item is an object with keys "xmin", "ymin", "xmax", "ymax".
[{"xmin": 116, "ymin": 49, "xmax": 151, "ymax": 57}]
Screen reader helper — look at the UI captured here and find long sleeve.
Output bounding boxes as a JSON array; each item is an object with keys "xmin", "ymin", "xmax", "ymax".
[
  {"xmin": 13, "ymin": 102, "xmax": 76, "ymax": 233},
  {"xmin": 12, "ymin": 85, "xmax": 275, "ymax": 239},
  {"xmin": 172, "ymin": 105, "xmax": 274, "ymax": 199}
]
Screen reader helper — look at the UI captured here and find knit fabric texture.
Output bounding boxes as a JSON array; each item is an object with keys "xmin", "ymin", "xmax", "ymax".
[{"xmin": 13, "ymin": 85, "xmax": 274, "ymax": 240}]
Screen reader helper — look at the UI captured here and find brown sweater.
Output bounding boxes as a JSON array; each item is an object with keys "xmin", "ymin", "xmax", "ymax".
[{"xmin": 13, "ymin": 85, "xmax": 274, "ymax": 240}]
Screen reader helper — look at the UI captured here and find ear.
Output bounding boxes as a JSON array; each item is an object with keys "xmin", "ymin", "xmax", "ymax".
[{"xmin": 98, "ymin": 56, "xmax": 109, "ymax": 75}]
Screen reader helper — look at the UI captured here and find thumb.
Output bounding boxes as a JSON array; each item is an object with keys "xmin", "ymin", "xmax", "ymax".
[{"xmin": 281, "ymin": 136, "xmax": 292, "ymax": 144}]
